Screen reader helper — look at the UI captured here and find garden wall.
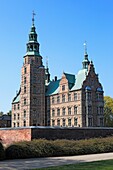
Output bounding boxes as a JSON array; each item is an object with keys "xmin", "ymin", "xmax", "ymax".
[{"xmin": 1, "ymin": 126, "xmax": 113, "ymax": 146}]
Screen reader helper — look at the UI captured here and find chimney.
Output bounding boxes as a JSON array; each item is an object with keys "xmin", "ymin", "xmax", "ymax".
[{"xmin": 55, "ymin": 76, "xmax": 57, "ymax": 81}]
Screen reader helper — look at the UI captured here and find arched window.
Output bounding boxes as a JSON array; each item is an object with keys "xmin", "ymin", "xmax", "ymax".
[{"xmin": 30, "ymin": 45, "xmax": 33, "ymax": 51}]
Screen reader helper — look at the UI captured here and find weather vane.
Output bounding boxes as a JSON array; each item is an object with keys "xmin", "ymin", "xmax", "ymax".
[
  {"xmin": 46, "ymin": 56, "xmax": 48, "ymax": 68},
  {"xmin": 83, "ymin": 41, "xmax": 87, "ymax": 54},
  {"xmin": 32, "ymin": 11, "xmax": 36, "ymax": 25}
]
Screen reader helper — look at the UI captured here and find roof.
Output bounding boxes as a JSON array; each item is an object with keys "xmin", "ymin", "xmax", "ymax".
[
  {"xmin": 25, "ymin": 51, "xmax": 41, "ymax": 56},
  {"xmin": 64, "ymin": 73, "xmax": 75, "ymax": 84},
  {"xmin": 0, "ymin": 115, "xmax": 11, "ymax": 121},
  {"xmin": 97, "ymin": 87, "xmax": 103, "ymax": 92},
  {"xmin": 71, "ymin": 68, "xmax": 88, "ymax": 91},
  {"xmin": 12, "ymin": 89, "xmax": 20, "ymax": 104},
  {"xmin": 46, "ymin": 69, "xmax": 88, "ymax": 96},
  {"xmin": 46, "ymin": 79, "xmax": 61, "ymax": 96}
]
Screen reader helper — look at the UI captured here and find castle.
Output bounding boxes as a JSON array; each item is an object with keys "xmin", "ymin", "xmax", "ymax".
[{"xmin": 12, "ymin": 14, "xmax": 104, "ymax": 128}]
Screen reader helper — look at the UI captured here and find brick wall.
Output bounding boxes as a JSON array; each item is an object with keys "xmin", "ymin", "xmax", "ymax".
[
  {"xmin": 1, "ymin": 127, "xmax": 113, "ymax": 146},
  {"xmin": 0, "ymin": 127, "xmax": 31, "ymax": 146},
  {"xmin": 31, "ymin": 127, "xmax": 113, "ymax": 140}
]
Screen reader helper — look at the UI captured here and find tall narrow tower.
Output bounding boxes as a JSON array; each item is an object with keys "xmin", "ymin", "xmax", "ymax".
[{"xmin": 20, "ymin": 12, "xmax": 45, "ymax": 126}]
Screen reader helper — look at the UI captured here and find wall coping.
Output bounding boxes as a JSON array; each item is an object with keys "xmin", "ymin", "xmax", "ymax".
[{"xmin": 0, "ymin": 126, "xmax": 113, "ymax": 131}]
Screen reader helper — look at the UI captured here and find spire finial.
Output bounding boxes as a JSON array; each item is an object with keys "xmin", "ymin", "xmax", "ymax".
[
  {"xmin": 32, "ymin": 11, "xmax": 36, "ymax": 26},
  {"xmin": 83, "ymin": 41, "xmax": 87, "ymax": 54},
  {"xmin": 46, "ymin": 56, "xmax": 48, "ymax": 68}
]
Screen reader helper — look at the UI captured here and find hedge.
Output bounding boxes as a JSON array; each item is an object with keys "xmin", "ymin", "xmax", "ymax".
[
  {"xmin": 0, "ymin": 142, "xmax": 5, "ymax": 160},
  {"xmin": 5, "ymin": 137, "xmax": 113, "ymax": 159}
]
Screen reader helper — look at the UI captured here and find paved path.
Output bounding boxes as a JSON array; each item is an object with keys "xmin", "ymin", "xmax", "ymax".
[{"xmin": 0, "ymin": 152, "xmax": 113, "ymax": 170}]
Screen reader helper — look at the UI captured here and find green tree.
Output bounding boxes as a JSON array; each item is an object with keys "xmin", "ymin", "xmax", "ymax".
[
  {"xmin": 0, "ymin": 111, "xmax": 3, "ymax": 116},
  {"xmin": 104, "ymin": 96, "xmax": 113, "ymax": 127},
  {"xmin": 7, "ymin": 110, "xmax": 12, "ymax": 116}
]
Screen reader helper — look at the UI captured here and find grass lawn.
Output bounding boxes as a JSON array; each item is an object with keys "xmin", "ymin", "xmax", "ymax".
[{"xmin": 34, "ymin": 159, "xmax": 113, "ymax": 170}]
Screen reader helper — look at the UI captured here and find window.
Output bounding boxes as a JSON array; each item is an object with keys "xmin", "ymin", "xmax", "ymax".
[
  {"xmin": 62, "ymin": 85, "xmax": 65, "ymax": 91},
  {"xmin": 97, "ymin": 93, "xmax": 103, "ymax": 101},
  {"xmin": 68, "ymin": 107, "xmax": 71, "ymax": 115},
  {"xmin": 33, "ymin": 86, "xmax": 36, "ymax": 93},
  {"xmin": 30, "ymin": 45, "xmax": 33, "ymax": 51},
  {"xmin": 57, "ymin": 96, "xmax": 60, "ymax": 103},
  {"xmin": 33, "ymin": 98, "xmax": 37, "ymax": 104},
  {"xmin": 62, "ymin": 94, "xmax": 65, "ymax": 102},
  {"xmin": 57, "ymin": 119, "xmax": 60, "ymax": 126},
  {"xmin": 62, "ymin": 119, "xmax": 66, "ymax": 127},
  {"xmin": 68, "ymin": 118, "xmax": 71, "ymax": 126},
  {"xmin": 57, "ymin": 108, "xmax": 60, "ymax": 116},
  {"xmin": 74, "ymin": 118, "xmax": 78, "ymax": 126},
  {"xmin": 24, "ymin": 98, "xmax": 26, "ymax": 105},
  {"xmin": 24, "ymin": 86, "xmax": 26, "ymax": 93},
  {"xmin": 24, "ymin": 77, "xmax": 26, "ymax": 84},
  {"xmin": 14, "ymin": 113, "xmax": 16, "ymax": 120},
  {"xmin": 13, "ymin": 122, "xmax": 16, "ymax": 127},
  {"xmin": 14, "ymin": 105, "xmax": 16, "ymax": 110},
  {"xmin": 33, "ymin": 76, "xmax": 36, "ymax": 83},
  {"xmin": 88, "ymin": 106, "xmax": 92, "ymax": 114},
  {"xmin": 74, "ymin": 93, "xmax": 77, "ymax": 101},
  {"xmin": 17, "ymin": 122, "xmax": 19, "ymax": 127},
  {"xmin": 74, "ymin": 106, "xmax": 77, "ymax": 114},
  {"xmin": 100, "ymin": 118, "xmax": 104, "ymax": 126},
  {"xmin": 23, "ymin": 120, "xmax": 26, "ymax": 127},
  {"xmin": 24, "ymin": 67, "xmax": 27, "ymax": 74},
  {"xmin": 100, "ymin": 107, "xmax": 103, "ymax": 114},
  {"xmin": 18, "ymin": 104, "xmax": 20, "ymax": 110},
  {"xmin": 52, "ymin": 109, "xmax": 55, "ymax": 117},
  {"xmin": 62, "ymin": 108, "xmax": 65, "ymax": 116},
  {"xmin": 86, "ymin": 92, "xmax": 91, "ymax": 100},
  {"xmin": 68, "ymin": 94, "xmax": 71, "ymax": 101},
  {"xmin": 52, "ymin": 119, "xmax": 55, "ymax": 126},
  {"xmin": 97, "ymin": 107, "xmax": 99, "ymax": 114},
  {"xmin": 24, "ymin": 110, "xmax": 26, "ymax": 118},
  {"xmin": 88, "ymin": 118, "xmax": 93, "ymax": 127},
  {"xmin": 17, "ymin": 113, "xmax": 20, "ymax": 120},
  {"xmin": 52, "ymin": 97, "xmax": 54, "ymax": 104}
]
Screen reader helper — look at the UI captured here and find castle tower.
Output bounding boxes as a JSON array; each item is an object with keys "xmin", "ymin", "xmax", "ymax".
[{"xmin": 12, "ymin": 12, "xmax": 45, "ymax": 127}]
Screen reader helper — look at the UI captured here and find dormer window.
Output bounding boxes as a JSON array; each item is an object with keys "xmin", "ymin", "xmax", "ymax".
[{"xmin": 62, "ymin": 85, "xmax": 65, "ymax": 91}]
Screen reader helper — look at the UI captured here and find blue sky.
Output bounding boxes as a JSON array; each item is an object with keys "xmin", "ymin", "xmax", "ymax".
[{"xmin": 0, "ymin": 0, "xmax": 113, "ymax": 113}]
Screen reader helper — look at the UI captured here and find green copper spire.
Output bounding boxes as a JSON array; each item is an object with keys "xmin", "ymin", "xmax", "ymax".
[
  {"xmin": 82, "ymin": 41, "xmax": 90, "ymax": 69},
  {"xmin": 45, "ymin": 56, "xmax": 50, "ymax": 84},
  {"xmin": 26, "ymin": 11, "xmax": 40, "ymax": 56}
]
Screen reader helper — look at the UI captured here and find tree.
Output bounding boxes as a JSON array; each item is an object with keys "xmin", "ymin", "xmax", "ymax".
[
  {"xmin": 0, "ymin": 111, "xmax": 3, "ymax": 116},
  {"xmin": 104, "ymin": 96, "xmax": 113, "ymax": 127},
  {"xmin": 7, "ymin": 110, "xmax": 12, "ymax": 116}
]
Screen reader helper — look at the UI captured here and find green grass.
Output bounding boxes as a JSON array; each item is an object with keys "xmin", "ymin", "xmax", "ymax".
[{"xmin": 34, "ymin": 159, "xmax": 113, "ymax": 170}]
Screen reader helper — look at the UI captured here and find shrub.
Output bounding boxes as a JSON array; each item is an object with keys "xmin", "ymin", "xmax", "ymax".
[
  {"xmin": 0, "ymin": 142, "xmax": 5, "ymax": 160},
  {"xmin": 5, "ymin": 137, "xmax": 113, "ymax": 159}
]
